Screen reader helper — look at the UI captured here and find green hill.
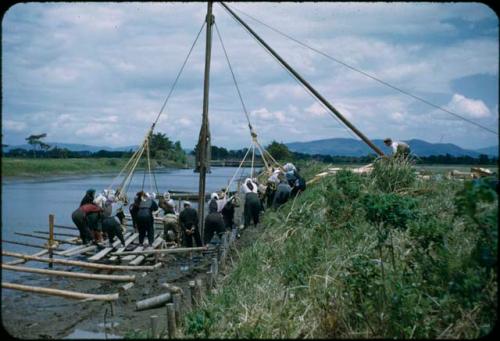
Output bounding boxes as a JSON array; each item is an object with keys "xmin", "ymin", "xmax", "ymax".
[{"xmin": 183, "ymin": 160, "xmax": 497, "ymax": 338}]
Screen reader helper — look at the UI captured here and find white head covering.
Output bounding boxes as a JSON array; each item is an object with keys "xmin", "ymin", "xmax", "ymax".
[
  {"xmin": 183, "ymin": 200, "xmax": 191, "ymax": 206},
  {"xmin": 167, "ymin": 199, "xmax": 175, "ymax": 207},
  {"xmin": 163, "ymin": 191, "xmax": 171, "ymax": 200},
  {"xmin": 283, "ymin": 163, "xmax": 296, "ymax": 172},
  {"xmin": 93, "ymin": 194, "xmax": 107, "ymax": 208},
  {"xmin": 211, "ymin": 192, "xmax": 219, "ymax": 200}
]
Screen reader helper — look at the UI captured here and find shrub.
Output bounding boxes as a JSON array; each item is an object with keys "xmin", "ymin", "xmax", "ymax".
[{"xmin": 371, "ymin": 156, "xmax": 416, "ymax": 192}]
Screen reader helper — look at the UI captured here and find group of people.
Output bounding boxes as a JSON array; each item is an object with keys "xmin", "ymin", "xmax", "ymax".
[
  {"xmin": 71, "ymin": 188, "xmax": 126, "ymax": 247},
  {"xmin": 71, "ymin": 162, "xmax": 307, "ymax": 249}
]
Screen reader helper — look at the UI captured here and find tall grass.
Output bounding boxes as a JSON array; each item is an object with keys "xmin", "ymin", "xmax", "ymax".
[{"xmin": 183, "ymin": 160, "xmax": 497, "ymax": 338}]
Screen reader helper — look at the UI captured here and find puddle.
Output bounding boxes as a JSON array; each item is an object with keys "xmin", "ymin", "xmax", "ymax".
[{"xmin": 64, "ymin": 329, "xmax": 121, "ymax": 339}]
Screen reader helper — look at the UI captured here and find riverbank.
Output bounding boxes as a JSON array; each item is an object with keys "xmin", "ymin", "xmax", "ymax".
[
  {"xmin": 182, "ymin": 159, "xmax": 497, "ymax": 338},
  {"xmin": 1, "ymin": 158, "xmax": 187, "ymax": 178}
]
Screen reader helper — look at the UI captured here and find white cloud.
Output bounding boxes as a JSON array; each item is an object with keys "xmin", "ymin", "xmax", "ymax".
[
  {"xmin": 305, "ymin": 102, "xmax": 327, "ymax": 117},
  {"xmin": 446, "ymin": 94, "xmax": 491, "ymax": 118},
  {"xmin": 250, "ymin": 108, "xmax": 286, "ymax": 123},
  {"xmin": 391, "ymin": 111, "xmax": 405, "ymax": 123},
  {"xmin": 3, "ymin": 120, "xmax": 27, "ymax": 132}
]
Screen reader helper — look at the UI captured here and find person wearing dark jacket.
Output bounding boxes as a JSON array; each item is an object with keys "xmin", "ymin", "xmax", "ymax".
[
  {"xmin": 136, "ymin": 193, "xmax": 159, "ymax": 247},
  {"xmin": 273, "ymin": 178, "xmax": 292, "ymax": 209},
  {"xmin": 221, "ymin": 197, "xmax": 236, "ymax": 230},
  {"xmin": 71, "ymin": 207, "xmax": 93, "ymax": 245},
  {"xmin": 129, "ymin": 191, "xmax": 142, "ymax": 233},
  {"xmin": 78, "ymin": 203, "xmax": 103, "ymax": 244},
  {"xmin": 290, "ymin": 170, "xmax": 306, "ymax": 197},
  {"xmin": 204, "ymin": 204, "xmax": 226, "ymax": 244},
  {"xmin": 80, "ymin": 189, "xmax": 96, "ymax": 207},
  {"xmin": 179, "ymin": 201, "xmax": 202, "ymax": 247},
  {"xmin": 242, "ymin": 179, "xmax": 262, "ymax": 229},
  {"xmin": 101, "ymin": 204, "xmax": 126, "ymax": 247}
]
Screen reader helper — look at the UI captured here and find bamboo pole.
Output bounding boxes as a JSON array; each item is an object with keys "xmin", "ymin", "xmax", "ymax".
[
  {"xmin": 129, "ymin": 236, "xmax": 164, "ymax": 266},
  {"xmin": 48, "ymin": 214, "xmax": 55, "ymax": 269},
  {"xmin": 136, "ymin": 292, "xmax": 172, "ymax": 311},
  {"xmin": 161, "ymin": 283, "xmax": 183, "ymax": 294},
  {"xmin": 2, "ymin": 282, "xmax": 119, "ymax": 301},
  {"xmin": 2, "ymin": 264, "xmax": 135, "ymax": 282},
  {"xmin": 120, "ymin": 282, "xmax": 135, "ymax": 292},
  {"xmin": 2, "ymin": 251, "xmax": 161, "ymax": 271},
  {"xmin": 34, "ymin": 231, "xmax": 79, "ymax": 238},
  {"xmin": 14, "ymin": 232, "xmax": 79, "ymax": 245},
  {"xmin": 6, "ymin": 249, "xmax": 49, "ymax": 265},
  {"xmin": 2, "ymin": 239, "xmax": 47, "ymax": 249},
  {"xmin": 111, "ymin": 246, "xmax": 208, "ymax": 257},
  {"xmin": 172, "ymin": 293, "xmax": 182, "ymax": 326}
]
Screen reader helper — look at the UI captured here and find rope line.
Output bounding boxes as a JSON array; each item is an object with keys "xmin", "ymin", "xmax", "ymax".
[
  {"xmin": 229, "ymin": 4, "xmax": 498, "ymax": 136},
  {"xmin": 226, "ymin": 143, "xmax": 253, "ymax": 191},
  {"xmin": 153, "ymin": 21, "xmax": 206, "ymax": 127},
  {"xmin": 218, "ymin": 3, "xmax": 360, "ymax": 141}
]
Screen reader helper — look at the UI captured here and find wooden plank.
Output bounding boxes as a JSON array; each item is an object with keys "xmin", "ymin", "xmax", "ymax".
[
  {"xmin": 122, "ymin": 246, "xmax": 143, "ymax": 261},
  {"xmin": 2, "ymin": 282, "xmax": 119, "ymax": 301},
  {"xmin": 55, "ymin": 244, "xmax": 87, "ymax": 256},
  {"xmin": 111, "ymin": 246, "xmax": 208, "ymax": 257},
  {"xmin": 2, "ymin": 264, "xmax": 135, "ymax": 282},
  {"xmin": 129, "ymin": 237, "xmax": 164, "ymax": 266},
  {"xmin": 108, "ymin": 233, "xmax": 139, "ymax": 261},
  {"xmin": 87, "ymin": 232, "xmax": 132, "ymax": 262},
  {"xmin": 2, "ymin": 251, "xmax": 161, "ymax": 271},
  {"xmin": 64, "ymin": 245, "xmax": 97, "ymax": 257}
]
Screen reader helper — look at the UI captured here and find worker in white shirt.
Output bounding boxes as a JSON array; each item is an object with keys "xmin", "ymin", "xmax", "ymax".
[{"xmin": 383, "ymin": 138, "xmax": 410, "ymax": 158}]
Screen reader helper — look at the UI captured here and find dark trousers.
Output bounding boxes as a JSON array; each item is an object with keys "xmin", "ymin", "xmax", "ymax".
[
  {"xmin": 183, "ymin": 227, "xmax": 202, "ymax": 247},
  {"xmin": 137, "ymin": 214, "xmax": 154, "ymax": 245},
  {"xmin": 102, "ymin": 217, "xmax": 125, "ymax": 246},
  {"xmin": 72, "ymin": 209, "xmax": 92, "ymax": 244},
  {"xmin": 244, "ymin": 192, "xmax": 261, "ymax": 228}
]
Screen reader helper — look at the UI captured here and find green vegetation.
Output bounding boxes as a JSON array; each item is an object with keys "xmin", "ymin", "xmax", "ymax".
[
  {"xmin": 1, "ymin": 157, "xmax": 184, "ymax": 178},
  {"xmin": 183, "ymin": 158, "xmax": 497, "ymax": 338}
]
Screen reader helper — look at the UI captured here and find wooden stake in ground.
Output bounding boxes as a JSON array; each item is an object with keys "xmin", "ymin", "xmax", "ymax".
[
  {"xmin": 48, "ymin": 214, "xmax": 55, "ymax": 268},
  {"xmin": 2, "ymin": 282, "xmax": 119, "ymax": 301},
  {"xmin": 166, "ymin": 303, "xmax": 177, "ymax": 339}
]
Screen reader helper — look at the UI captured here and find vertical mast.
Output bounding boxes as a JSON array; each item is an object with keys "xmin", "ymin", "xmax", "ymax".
[{"xmin": 198, "ymin": 1, "xmax": 214, "ymax": 242}]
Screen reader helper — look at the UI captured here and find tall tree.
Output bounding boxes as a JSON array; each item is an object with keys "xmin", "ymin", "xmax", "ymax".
[
  {"xmin": 266, "ymin": 140, "xmax": 292, "ymax": 161},
  {"xmin": 25, "ymin": 133, "xmax": 49, "ymax": 158}
]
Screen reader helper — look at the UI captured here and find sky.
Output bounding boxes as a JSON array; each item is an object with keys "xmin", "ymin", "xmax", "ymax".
[{"xmin": 2, "ymin": 2, "xmax": 498, "ymax": 150}]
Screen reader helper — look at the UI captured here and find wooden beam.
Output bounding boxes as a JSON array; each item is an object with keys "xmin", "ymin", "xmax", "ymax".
[
  {"xmin": 2, "ymin": 282, "xmax": 119, "ymax": 301},
  {"xmin": 5, "ymin": 249, "xmax": 49, "ymax": 265},
  {"xmin": 2, "ymin": 264, "xmax": 135, "ymax": 282},
  {"xmin": 136, "ymin": 292, "xmax": 171, "ymax": 311},
  {"xmin": 33, "ymin": 231, "xmax": 79, "ymax": 238},
  {"xmin": 14, "ymin": 232, "xmax": 79, "ymax": 245},
  {"xmin": 2, "ymin": 251, "xmax": 161, "ymax": 271},
  {"xmin": 2, "ymin": 239, "xmax": 48, "ymax": 249},
  {"xmin": 87, "ymin": 232, "xmax": 133, "ymax": 262},
  {"xmin": 111, "ymin": 246, "xmax": 208, "ymax": 257},
  {"xmin": 129, "ymin": 237, "xmax": 164, "ymax": 266},
  {"xmin": 63, "ymin": 245, "xmax": 97, "ymax": 257},
  {"xmin": 108, "ymin": 233, "xmax": 139, "ymax": 261}
]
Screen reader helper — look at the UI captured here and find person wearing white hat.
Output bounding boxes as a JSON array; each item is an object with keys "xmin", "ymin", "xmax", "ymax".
[{"xmin": 179, "ymin": 201, "xmax": 202, "ymax": 247}]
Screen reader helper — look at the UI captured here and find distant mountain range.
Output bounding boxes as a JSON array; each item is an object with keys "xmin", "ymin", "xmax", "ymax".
[
  {"xmin": 2, "ymin": 142, "xmax": 139, "ymax": 153},
  {"xmin": 3, "ymin": 139, "xmax": 498, "ymax": 158},
  {"xmin": 286, "ymin": 138, "xmax": 498, "ymax": 158}
]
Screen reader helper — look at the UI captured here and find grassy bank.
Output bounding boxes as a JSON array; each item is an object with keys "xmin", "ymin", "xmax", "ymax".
[
  {"xmin": 183, "ymin": 159, "xmax": 497, "ymax": 338},
  {"xmin": 1, "ymin": 158, "xmax": 185, "ymax": 178}
]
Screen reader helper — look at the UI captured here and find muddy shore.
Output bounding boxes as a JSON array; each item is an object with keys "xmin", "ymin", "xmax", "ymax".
[{"xmin": 1, "ymin": 222, "xmax": 261, "ymax": 339}]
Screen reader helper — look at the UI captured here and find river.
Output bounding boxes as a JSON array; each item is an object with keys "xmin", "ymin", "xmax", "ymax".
[{"xmin": 1, "ymin": 167, "xmax": 252, "ymax": 285}]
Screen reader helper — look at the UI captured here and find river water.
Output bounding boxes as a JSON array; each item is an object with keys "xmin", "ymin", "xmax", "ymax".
[{"xmin": 1, "ymin": 167, "xmax": 252, "ymax": 285}]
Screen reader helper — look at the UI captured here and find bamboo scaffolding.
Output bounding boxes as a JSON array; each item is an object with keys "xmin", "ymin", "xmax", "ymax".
[
  {"xmin": 2, "ymin": 264, "xmax": 135, "ymax": 282},
  {"xmin": 2, "ymin": 251, "xmax": 161, "ymax": 271},
  {"xmin": 111, "ymin": 246, "xmax": 208, "ymax": 256},
  {"xmin": 2, "ymin": 282, "xmax": 119, "ymax": 301}
]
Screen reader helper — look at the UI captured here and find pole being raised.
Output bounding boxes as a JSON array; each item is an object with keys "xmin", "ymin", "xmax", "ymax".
[
  {"xmin": 219, "ymin": 2, "xmax": 384, "ymax": 156},
  {"xmin": 198, "ymin": 1, "xmax": 214, "ymax": 242}
]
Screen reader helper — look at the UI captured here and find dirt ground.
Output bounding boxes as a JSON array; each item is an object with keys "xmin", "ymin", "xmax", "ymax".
[{"xmin": 1, "ymin": 217, "xmax": 263, "ymax": 339}]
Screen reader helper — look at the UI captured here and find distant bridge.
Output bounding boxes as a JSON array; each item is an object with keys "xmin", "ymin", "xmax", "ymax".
[{"xmin": 209, "ymin": 159, "xmax": 265, "ymax": 167}]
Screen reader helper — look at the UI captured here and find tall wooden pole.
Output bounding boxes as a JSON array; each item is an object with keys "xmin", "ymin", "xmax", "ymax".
[
  {"xmin": 220, "ymin": 2, "xmax": 384, "ymax": 157},
  {"xmin": 198, "ymin": 1, "xmax": 214, "ymax": 242}
]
